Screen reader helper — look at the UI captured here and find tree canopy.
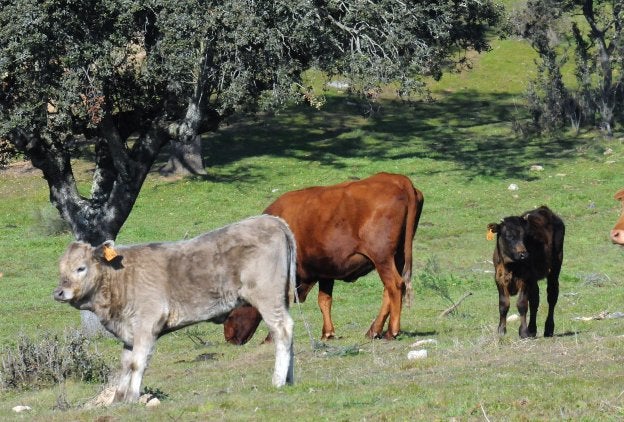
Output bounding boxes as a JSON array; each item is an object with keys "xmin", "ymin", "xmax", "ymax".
[
  {"xmin": 514, "ymin": 0, "xmax": 624, "ymax": 135},
  {"xmin": 0, "ymin": 0, "xmax": 503, "ymax": 245}
]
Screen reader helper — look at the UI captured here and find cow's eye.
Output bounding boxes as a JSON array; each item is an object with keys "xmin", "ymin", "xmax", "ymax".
[{"xmin": 76, "ymin": 266, "xmax": 86, "ymax": 274}]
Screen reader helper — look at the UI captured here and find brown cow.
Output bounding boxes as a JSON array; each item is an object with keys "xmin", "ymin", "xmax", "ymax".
[
  {"xmin": 610, "ymin": 189, "xmax": 624, "ymax": 244},
  {"xmin": 224, "ymin": 172, "xmax": 424, "ymax": 343},
  {"xmin": 53, "ymin": 215, "xmax": 296, "ymax": 403},
  {"xmin": 487, "ymin": 206, "xmax": 564, "ymax": 338}
]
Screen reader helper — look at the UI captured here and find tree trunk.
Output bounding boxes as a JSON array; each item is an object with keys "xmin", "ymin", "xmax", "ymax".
[
  {"xmin": 160, "ymin": 42, "xmax": 216, "ymax": 177},
  {"xmin": 161, "ymin": 134, "xmax": 206, "ymax": 176},
  {"xmin": 15, "ymin": 117, "xmax": 170, "ymax": 336},
  {"xmin": 582, "ymin": 0, "xmax": 615, "ymax": 136}
]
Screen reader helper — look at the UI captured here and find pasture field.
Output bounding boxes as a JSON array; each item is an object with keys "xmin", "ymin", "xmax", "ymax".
[{"xmin": 2, "ymin": 31, "xmax": 624, "ymax": 422}]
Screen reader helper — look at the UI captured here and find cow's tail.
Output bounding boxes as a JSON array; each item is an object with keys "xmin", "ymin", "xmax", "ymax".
[
  {"xmin": 277, "ymin": 216, "xmax": 317, "ymax": 349},
  {"xmin": 279, "ymin": 218, "xmax": 298, "ymax": 308},
  {"xmin": 403, "ymin": 184, "xmax": 424, "ymax": 308}
]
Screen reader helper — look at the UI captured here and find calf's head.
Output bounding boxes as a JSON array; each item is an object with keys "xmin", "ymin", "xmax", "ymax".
[
  {"xmin": 54, "ymin": 240, "xmax": 119, "ymax": 307},
  {"xmin": 487, "ymin": 216, "xmax": 530, "ymax": 262},
  {"xmin": 611, "ymin": 189, "xmax": 624, "ymax": 245}
]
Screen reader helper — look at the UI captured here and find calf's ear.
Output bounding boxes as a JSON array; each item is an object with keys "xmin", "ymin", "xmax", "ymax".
[
  {"xmin": 487, "ymin": 223, "xmax": 500, "ymax": 233},
  {"xmin": 486, "ymin": 223, "xmax": 499, "ymax": 240},
  {"xmin": 615, "ymin": 189, "xmax": 624, "ymax": 202},
  {"xmin": 94, "ymin": 240, "xmax": 118, "ymax": 263}
]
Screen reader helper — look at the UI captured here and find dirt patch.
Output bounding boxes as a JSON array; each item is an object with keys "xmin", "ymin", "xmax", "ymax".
[{"xmin": 0, "ymin": 160, "xmax": 40, "ymax": 177}]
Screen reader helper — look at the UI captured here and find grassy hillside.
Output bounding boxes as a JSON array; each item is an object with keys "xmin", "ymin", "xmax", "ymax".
[{"xmin": 2, "ymin": 15, "xmax": 624, "ymax": 421}]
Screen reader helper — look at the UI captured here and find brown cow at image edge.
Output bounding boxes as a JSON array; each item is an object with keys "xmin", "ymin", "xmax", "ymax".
[
  {"xmin": 610, "ymin": 189, "xmax": 624, "ymax": 245},
  {"xmin": 224, "ymin": 172, "xmax": 424, "ymax": 343},
  {"xmin": 487, "ymin": 206, "xmax": 564, "ymax": 338}
]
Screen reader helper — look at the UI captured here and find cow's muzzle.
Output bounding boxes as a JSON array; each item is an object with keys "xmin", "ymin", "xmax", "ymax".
[
  {"xmin": 53, "ymin": 287, "xmax": 70, "ymax": 302},
  {"xmin": 611, "ymin": 229, "xmax": 624, "ymax": 245}
]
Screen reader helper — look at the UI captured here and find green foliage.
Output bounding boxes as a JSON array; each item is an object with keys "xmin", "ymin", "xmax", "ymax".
[
  {"xmin": 0, "ymin": 330, "xmax": 110, "ymax": 390},
  {"xmin": 512, "ymin": 0, "xmax": 624, "ymax": 134},
  {"xmin": 141, "ymin": 385, "xmax": 169, "ymax": 401},
  {"xmin": 417, "ymin": 257, "xmax": 457, "ymax": 306},
  {"xmin": 0, "ymin": 0, "xmax": 504, "ymax": 244},
  {"xmin": 0, "ymin": 138, "xmax": 16, "ymax": 168}
]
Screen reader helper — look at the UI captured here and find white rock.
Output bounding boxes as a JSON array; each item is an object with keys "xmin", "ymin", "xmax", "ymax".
[
  {"xmin": 507, "ymin": 314, "xmax": 520, "ymax": 322},
  {"xmin": 407, "ymin": 349, "xmax": 428, "ymax": 360},
  {"xmin": 508, "ymin": 183, "xmax": 519, "ymax": 191},
  {"xmin": 604, "ymin": 148, "xmax": 613, "ymax": 155},
  {"xmin": 530, "ymin": 165, "xmax": 544, "ymax": 171},
  {"xmin": 12, "ymin": 405, "xmax": 31, "ymax": 413},
  {"xmin": 146, "ymin": 397, "xmax": 161, "ymax": 407}
]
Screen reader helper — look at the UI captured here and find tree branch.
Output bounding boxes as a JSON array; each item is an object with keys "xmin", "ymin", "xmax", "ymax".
[{"xmin": 439, "ymin": 291, "xmax": 473, "ymax": 317}]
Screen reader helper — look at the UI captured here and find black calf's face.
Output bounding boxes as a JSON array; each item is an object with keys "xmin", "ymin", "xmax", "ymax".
[{"xmin": 488, "ymin": 217, "xmax": 529, "ymax": 262}]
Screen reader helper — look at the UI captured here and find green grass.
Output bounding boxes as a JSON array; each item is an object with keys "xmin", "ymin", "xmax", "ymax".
[{"xmin": 2, "ymin": 23, "xmax": 624, "ymax": 422}]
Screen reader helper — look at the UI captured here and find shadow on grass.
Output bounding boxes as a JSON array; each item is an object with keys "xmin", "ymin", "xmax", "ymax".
[
  {"xmin": 554, "ymin": 331, "xmax": 581, "ymax": 338},
  {"xmin": 200, "ymin": 90, "xmax": 584, "ymax": 184},
  {"xmin": 398, "ymin": 330, "xmax": 438, "ymax": 339}
]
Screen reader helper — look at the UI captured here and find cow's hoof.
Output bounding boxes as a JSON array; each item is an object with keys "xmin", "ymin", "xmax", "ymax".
[
  {"xmin": 366, "ymin": 329, "xmax": 382, "ymax": 339},
  {"xmin": 321, "ymin": 332, "xmax": 336, "ymax": 340},
  {"xmin": 518, "ymin": 329, "xmax": 532, "ymax": 339},
  {"xmin": 382, "ymin": 331, "xmax": 399, "ymax": 340}
]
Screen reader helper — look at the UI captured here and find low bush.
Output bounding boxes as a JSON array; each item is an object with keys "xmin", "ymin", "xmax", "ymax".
[{"xmin": 0, "ymin": 330, "xmax": 110, "ymax": 390}]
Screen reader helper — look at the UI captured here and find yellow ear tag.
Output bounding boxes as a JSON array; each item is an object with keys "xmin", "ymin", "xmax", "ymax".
[
  {"xmin": 486, "ymin": 228, "xmax": 495, "ymax": 241},
  {"xmin": 103, "ymin": 245, "xmax": 118, "ymax": 261}
]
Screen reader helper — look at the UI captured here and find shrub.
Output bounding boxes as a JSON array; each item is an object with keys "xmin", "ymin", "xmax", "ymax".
[
  {"xmin": 0, "ymin": 330, "xmax": 110, "ymax": 390},
  {"xmin": 31, "ymin": 205, "xmax": 71, "ymax": 236},
  {"xmin": 0, "ymin": 138, "xmax": 16, "ymax": 168},
  {"xmin": 417, "ymin": 256, "xmax": 456, "ymax": 307}
]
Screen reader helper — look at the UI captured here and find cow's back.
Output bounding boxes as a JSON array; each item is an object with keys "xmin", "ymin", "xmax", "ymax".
[{"xmin": 121, "ymin": 215, "xmax": 294, "ymax": 328}]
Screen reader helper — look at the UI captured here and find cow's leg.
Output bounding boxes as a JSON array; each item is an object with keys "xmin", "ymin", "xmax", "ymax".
[
  {"xmin": 497, "ymin": 284, "xmax": 510, "ymax": 335},
  {"xmin": 318, "ymin": 279, "xmax": 336, "ymax": 340},
  {"xmin": 367, "ymin": 261, "xmax": 403, "ymax": 340},
  {"xmin": 516, "ymin": 282, "xmax": 530, "ymax": 338},
  {"xmin": 367, "ymin": 288, "xmax": 390, "ymax": 339},
  {"xmin": 545, "ymin": 227, "xmax": 564, "ymax": 337},
  {"xmin": 527, "ymin": 282, "xmax": 539, "ymax": 337},
  {"xmin": 114, "ymin": 345, "xmax": 134, "ymax": 403},
  {"xmin": 256, "ymin": 303, "xmax": 294, "ymax": 387},
  {"xmin": 545, "ymin": 263, "xmax": 561, "ymax": 337},
  {"xmin": 114, "ymin": 334, "xmax": 156, "ymax": 402}
]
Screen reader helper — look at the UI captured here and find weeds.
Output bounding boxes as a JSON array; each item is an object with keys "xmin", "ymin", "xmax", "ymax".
[
  {"xmin": 417, "ymin": 257, "xmax": 458, "ymax": 308},
  {"xmin": 141, "ymin": 386, "xmax": 169, "ymax": 401},
  {"xmin": 312, "ymin": 340, "xmax": 362, "ymax": 357},
  {"xmin": 579, "ymin": 272, "xmax": 614, "ymax": 287},
  {"xmin": 0, "ymin": 330, "xmax": 110, "ymax": 390}
]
